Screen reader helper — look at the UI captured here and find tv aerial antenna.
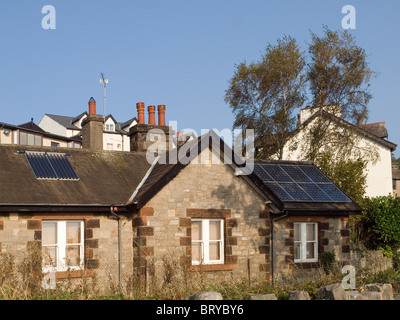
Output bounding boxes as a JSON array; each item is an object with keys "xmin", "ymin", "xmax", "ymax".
[{"xmin": 99, "ymin": 73, "xmax": 109, "ymax": 119}]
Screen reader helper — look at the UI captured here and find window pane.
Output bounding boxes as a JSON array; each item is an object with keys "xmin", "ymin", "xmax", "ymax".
[
  {"xmin": 35, "ymin": 135, "xmax": 42, "ymax": 146},
  {"xmin": 306, "ymin": 242, "xmax": 315, "ymax": 259},
  {"xmin": 209, "ymin": 221, "xmax": 221, "ymax": 240},
  {"xmin": 66, "ymin": 245, "xmax": 80, "ymax": 267},
  {"xmin": 27, "ymin": 134, "xmax": 34, "ymax": 146},
  {"xmin": 294, "ymin": 242, "xmax": 301, "ymax": 261},
  {"xmin": 192, "ymin": 243, "xmax": 202, "ymax": 262},
  {"xmin": 20, "ymin": 132, "xmax": 27, "ymax": 145},
  {"xmin": 192, "ymin": 221, "xmax": 202, "ymax": 241},
  {"xmin": 42, "ymin": 222, "xmax": 57, "ymax": 245},
  {"xmin": 294, "ymin": 223, "xmax": 301, "ymax": 241},
  {"xmin": 209, "ymin": 242, "xmax": 221, "ymax": 261},
  {"xmin": 306, "ymin": 224, "xmax": 316, "ymax": 241},
  {"xmin": 43, "ymin": 246, "xmax": 57, "ymax": 267},
  {"xmin": 66, "ymin": 222, "xmax": 81, "ymax": 244}
]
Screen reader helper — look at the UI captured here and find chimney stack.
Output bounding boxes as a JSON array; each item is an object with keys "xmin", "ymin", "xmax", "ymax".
[
  {"xmin": 82, "ymin": 97, "xmax": 104, "ymax": 150},
  {"xmin": 137, "ymin": 102, "xmax": 145, "ymax": 124},
  {"xmin": 128, "ymin": 102, "xmax": 172, "ymax": 153},
  {"xmin": 148, "ymin": 105, "xmax": 156, "ymax": 125},
  {"xmin": 158, "ymin": 105, "xmax": 166, "ymax": 126}
]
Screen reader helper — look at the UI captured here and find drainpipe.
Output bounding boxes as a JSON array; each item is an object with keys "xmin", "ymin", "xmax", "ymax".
[
  {"xmin": 270, "ymin": 210, "xmax": 289, "ymax": 287},
  {"xmin": 110, "ymin": 205, "xmax": 122, "ymax": 291}
]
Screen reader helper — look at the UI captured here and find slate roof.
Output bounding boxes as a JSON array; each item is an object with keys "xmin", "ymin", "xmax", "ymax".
[
  {"xmin": 45, "ymin": 113, "xmax": 137, "ymax": 134},
  {"xmin": 0, "ymin": 145, "xmax": 150, "ymax": 210}
]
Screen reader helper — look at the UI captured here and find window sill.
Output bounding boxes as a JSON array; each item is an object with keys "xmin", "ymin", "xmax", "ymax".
[
  {"xmin": 42, "ymin": 269, "xmax": 94, "ymax": 279},
  {"xmin": 294, "ymin": 262, "xmax": 319, "ymax": 269},
  {"xmin": 189, "ymin": 264, "xmax": 234, "ymax": 272}
]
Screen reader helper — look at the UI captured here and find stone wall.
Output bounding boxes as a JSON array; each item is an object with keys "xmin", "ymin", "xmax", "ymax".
[
  {"xmin": 273, "ymin": 215, "xmax": 350, "ymax": 282},
  {"xmin": 133, "ymin": 149, "xmax": 269, "ymax": 287},
  {"xmin": 0, "ymin": 212, "xmax": 132, "ymax": 289}
]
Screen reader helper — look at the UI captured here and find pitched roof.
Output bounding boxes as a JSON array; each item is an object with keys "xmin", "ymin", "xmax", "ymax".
[
  {"xmin": 0, "ymin": 145, "xmax": 150, "ymax": 210},
  {"xmin": 45, "ymin": 114, "xmax": 81, "ymax": 130},
  {"xmin": 18, "ymin": 121, "xmax": 46, "ymax": 133},
  {"xmin": 297, "ymin": 110, "xmax": 397, "ymax": 151},
  {"xmin": 128, "ymin": 131, "xmax": 361, "ymax": 214}
]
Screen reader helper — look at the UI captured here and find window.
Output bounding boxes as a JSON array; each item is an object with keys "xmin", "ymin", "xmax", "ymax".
[
  {"xmin": 394, "ymin": 180, "xmax": 397, "ymax": 190},
  {"xmin": 294, "ymin": 222, "xmax": 318, "ymax": 263},
  {"xmin": 19, "ymin": 131, "xmax": 42, "ymax": 146},
  {"xmin": 42, "ymin": 220, "xmax": 84, "ymax": 272},
  {"xmin": 105, "ymin": 124, "xmax": 114, "ymax": 132},
  {"xmin": 191, "ymin": 219, "xmax": 224, "ymax": 265},
  {"xmin": 51, "ymin": 141, "xmax": 60, "ymax": 147}
]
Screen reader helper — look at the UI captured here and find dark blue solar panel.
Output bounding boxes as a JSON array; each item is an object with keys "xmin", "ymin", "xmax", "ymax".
[
  {"xmin": 26, "ymin": 152, "xmax": 79, "ymax": 180},
  {"xmin": 280, "ymin": 165, "xmax": 311, "ymax": 182},
  {"xmin": 298, "ymin": 165, "xmax": 331, "ymax": 183},
  {"xmin": 253, "ymin": 164, "xmax": 273, "ymax": 181},
  {"xmin": 263, "ymin": 181, "xmax": 293, "ymax": 201},
  {"xmin": 254, "ymin": 163, "xmax": 351, "ymax": 203},
  {"xmin": 318, "ymin": 183, "xmax": 350, "ymax": 202},
  {"xmin": 261, "ymin": 164, "xmax": 292, "ymax": 182},
  {"xmin": 280, "ymin": 182, "xmax": 313, "ymax": 201},
  {"xmin": 297, "ymin": 183, "xmax": 332, "ymax": 202}
]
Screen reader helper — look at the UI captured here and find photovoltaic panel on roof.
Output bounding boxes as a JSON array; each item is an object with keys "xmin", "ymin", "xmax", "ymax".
[
  {"xmin": 254, "ymin": 163, "xmax": 351, "ymax": 203},
  {"xmin": 25, "ymin": 152, "xmax": 79, "ymax": 181}
]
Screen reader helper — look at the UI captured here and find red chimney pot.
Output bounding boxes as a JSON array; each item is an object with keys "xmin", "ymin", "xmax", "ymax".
[
  {"xmin": 137, "ymin": 102, "xmax": 145, "ymax": 124},
  {"xmin": 157, "ymin": 105, "xmax": 166, "ymax": 126},
  {"xmin": 88, "ymin": 97, "xmax": 96, "ymax": 115},
  {"xmin": 148, "ymin": 105, "xmax": 156, "ymax": 125}
]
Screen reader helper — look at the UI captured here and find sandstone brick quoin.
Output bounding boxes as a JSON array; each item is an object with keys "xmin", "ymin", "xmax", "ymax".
[
  {"xmin": 34, "ymin": 230, "xmax": 42, "ymax": 241},
  {"xmin": 0, "ymin": 221, "xmax": 3, "ymax": 230},
  {"xmin": 139, "ymin": 207, "xmax": 154, "ymax": 217},
  {"xmin": 284, "ymin": 238, "xmax": 294, "ymax": 247},
  {"xmin": 179, "ymin": 217, "xmax": 191, "ymax": 228},
  {"xmin": 85, "ymin": 248, "xmax": 93, "ymax": 259},
  {"xmin": 85, "ymin": 239, "xmax": 99, "ymax": 249},
  {"xmin": 226, "ymin": 236, "xmax": 237, "ymax": 246},
  {"xmin": 140, "ymin": 246, "xmax": 154, "ymax": 257},
  {"xmin": 342, "ymin": 245, "xmax": 350, "ymax": 253},
  {"xmin": 133, "ymin": 237, "xmax": 146, "ymax": 247},
  {"xmin": 86, "ymin": 219, "xmax": 100, "ymax": 229},
  {"xmin": 259, "ymin": 210, "xmax": 269, "ymax": 219},
  {"xmin": 258, "ymin": 228, "xmax": 270, "ymax": 237},
  {"xmin": 85, "ymin": 259, "xmax": 100, "ymax": 270},
  {"xmin": 85, "ymin": 229, "xmax": 93, "ymax": 239},
  {"xmin": 27, "ymin": 219, "xmax": 41, "ymax": 230},
  {"xmin": 226, "ymin": 218, "xmax": 238, "ymax": 228},
  {"xmin": 320, "ymin": 222, "xmax": 330, "ymax": 230},
  {"xmin": 321, "ymin": 238, "xmax": 329, "ymax": 246},
  {"xmin": 340, "ymin": 229, "xmax": 350, "ymax": 237},
  {"xmin": 225, "ymin": 255, "xmax": 238, "ymax": 264},
  {"xmin": 284, "ymin": 222, "xmax": 293, "ymax": 230},
  {"xmin": 259, "ymin": 245, "xmax": 270, "ymax": 255},
  {"xmin": 180, "ymin": 236, "xmax": 191, "ymax": 247},
  {"xmin": 133, "ymin": 256, "xmax": 147, "ymax": 268},
  {"xmin": 132, "ymin": 216, "xmax": 147, "ymax": 228},
  {"xmin": 186, "ymin": 208, "xmax": 231, "ymax": 218},
  {"xmin": 137, "ymin": 226, "xmax": 154, "ymax": 237}
]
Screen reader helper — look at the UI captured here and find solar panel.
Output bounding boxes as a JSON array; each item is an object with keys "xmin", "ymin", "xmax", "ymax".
[
  {"xmin": 254, "ymin": 163, "xmax": 351, "ymax": 203},
  {"xmin": 25, "ymin": 152, "xmax": 79, "ymax": 181}
]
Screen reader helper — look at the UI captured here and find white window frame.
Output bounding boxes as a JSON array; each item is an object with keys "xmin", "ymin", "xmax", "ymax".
[
  {"xmin": 191, "ymin": 219, "xmax": 224, "ymax": 265},
  {"xmin": 42, "ymin": 220, "xmax": 84, "ymax": 273},
  {"xmin": 294, "ymin": 222, "xmax": 318, "ymax": 263}
]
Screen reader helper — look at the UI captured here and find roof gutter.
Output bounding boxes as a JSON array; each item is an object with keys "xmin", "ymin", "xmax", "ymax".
[{"xmin": 0, "ymin": 203, "xmax": 130, "ymax": 213}]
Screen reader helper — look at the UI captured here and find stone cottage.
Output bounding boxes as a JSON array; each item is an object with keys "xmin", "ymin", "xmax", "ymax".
[{"xmin": 0, "ymin": 98, "xmax": 361, "ymax": 288}]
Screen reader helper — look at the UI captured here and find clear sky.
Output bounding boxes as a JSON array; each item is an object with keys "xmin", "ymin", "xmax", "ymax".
[{"xmin": 1, "ymin": 0, "xmax": 399, "ymax": 156}]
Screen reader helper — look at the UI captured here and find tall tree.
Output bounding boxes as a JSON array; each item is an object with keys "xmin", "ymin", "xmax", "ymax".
[
  {"xmin": 307, "ymin": 26, "xmax": 375, "ymax": 125},
  {"xmin": 225, "ymin": 36, "xmax": 306, "ymax": 159}
]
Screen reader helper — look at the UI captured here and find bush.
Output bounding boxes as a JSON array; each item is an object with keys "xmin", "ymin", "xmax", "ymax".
[{"xmin": 361, "ymin": 196, "xmax": 400, "ymax": 251}]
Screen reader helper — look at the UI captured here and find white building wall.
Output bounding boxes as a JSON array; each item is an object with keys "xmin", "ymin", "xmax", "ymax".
[
  {"xmin": 38, "ymin": 116, "xmax": 67, "ymax": 137},
  {"xmin": 281, "ymin": 117, "xmax": 393, "ymax": 198}
]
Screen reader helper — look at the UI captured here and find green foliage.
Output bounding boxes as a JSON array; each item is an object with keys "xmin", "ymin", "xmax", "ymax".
[
  {"xmin": 225, "ymin": 35, "xmax": 306, "ymax": 159},
  {"xmin": 307, "ymin": 26, "xmax": 375, "ymax": 125},
  {"xmin": 321, "ymin": 252, "xmax": 337, "ymax": 274},
  {"xmin": 361, "ymin": 196, "xmax": 400, "ymax": 251},
  {"xmin": 315, "ymin": 152, "xmax": 367, "ymax": 204}
]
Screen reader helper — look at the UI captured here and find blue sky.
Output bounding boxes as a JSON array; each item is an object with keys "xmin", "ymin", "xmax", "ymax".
[{"xmin": 1, "ymin": 1, "xmax": 399, "ymax": 156}]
